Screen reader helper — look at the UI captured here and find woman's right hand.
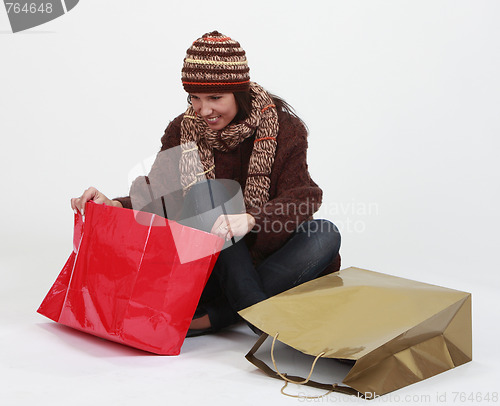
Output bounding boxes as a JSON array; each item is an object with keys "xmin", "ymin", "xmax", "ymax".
[{"xmin": 70, "ymin": 187, "xmax": 121, "ymax": 215}]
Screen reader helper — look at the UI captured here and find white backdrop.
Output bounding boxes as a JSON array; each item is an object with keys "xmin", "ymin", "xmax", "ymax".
[{"xmin": 1, "ymin": 1, "xmax": 499, "ymax": 405}]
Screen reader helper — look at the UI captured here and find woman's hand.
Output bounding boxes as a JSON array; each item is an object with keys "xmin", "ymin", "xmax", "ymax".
[
  {"xmin": 211, "ymin": 213, "xmax": 256, "ymax": 241},
  {"xmin": 70, "ymin": 186, "xmax": 122, "ymax": 215}
]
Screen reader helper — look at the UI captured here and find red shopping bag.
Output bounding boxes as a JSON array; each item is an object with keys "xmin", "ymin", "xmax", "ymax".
[{"xmin": 37, "ymin": 201, "xmax": 224, "ymax": 355}]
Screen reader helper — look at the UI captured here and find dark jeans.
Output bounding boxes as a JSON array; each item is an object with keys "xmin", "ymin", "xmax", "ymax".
[{"xmin": 178, "ymin": 180, "xmax": 341, "ymax": 331}]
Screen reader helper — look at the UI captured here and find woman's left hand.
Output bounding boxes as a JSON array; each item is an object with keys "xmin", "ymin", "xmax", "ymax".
[{"xmin": 211, "ymin": 213, "xmax": 256, "ymax": 241}]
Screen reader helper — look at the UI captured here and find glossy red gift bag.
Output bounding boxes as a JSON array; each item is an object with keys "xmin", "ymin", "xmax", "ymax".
[{"xmin": 37, "ymin": 201, "xmax": 224, "ymax": 355}]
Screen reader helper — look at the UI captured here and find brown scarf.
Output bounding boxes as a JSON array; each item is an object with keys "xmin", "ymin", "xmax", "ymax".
[{"xmin": 179, "ymin": 82, "xmax": 278, "ymax": 209}]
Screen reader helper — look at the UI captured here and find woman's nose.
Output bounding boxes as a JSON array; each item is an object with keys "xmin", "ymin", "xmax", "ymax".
[{"xmin": 198, "ymin": 101, "xmax": 212, "ymax": 117}]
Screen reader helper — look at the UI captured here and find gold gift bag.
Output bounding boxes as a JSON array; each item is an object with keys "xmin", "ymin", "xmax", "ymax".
[{"xmin": 239, "ymin": 267, "xmax": 472, "ymax": 397}]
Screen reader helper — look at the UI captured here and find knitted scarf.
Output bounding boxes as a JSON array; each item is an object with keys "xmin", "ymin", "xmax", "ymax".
[{"xmin": 179, "ymin": 82, "xmax": 278, "ymax": 209}]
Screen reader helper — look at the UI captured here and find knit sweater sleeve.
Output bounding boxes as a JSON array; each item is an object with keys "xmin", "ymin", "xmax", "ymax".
[
  {"xmin": 245, "ymin": 115, "xmax": 322, "ymax": 261},
  {"xmin": 113, "ymin": 115, "xmax": 184, "ymax": 216}
]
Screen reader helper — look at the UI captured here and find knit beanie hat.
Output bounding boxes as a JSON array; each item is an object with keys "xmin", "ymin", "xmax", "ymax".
[{"xmin": 181, "ymin": 31, "xmax": 250, "ymax": 93}]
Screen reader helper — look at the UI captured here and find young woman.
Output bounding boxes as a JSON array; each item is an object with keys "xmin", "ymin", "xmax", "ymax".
[{"xmin": 71, "ymin": 31, "xmax": 341, "ymax": 336}]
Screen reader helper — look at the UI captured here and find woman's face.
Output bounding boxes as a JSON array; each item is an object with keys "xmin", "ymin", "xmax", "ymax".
[{"xmin": 190, "ymin": 93, "xmax": 239, "ymax": 130}]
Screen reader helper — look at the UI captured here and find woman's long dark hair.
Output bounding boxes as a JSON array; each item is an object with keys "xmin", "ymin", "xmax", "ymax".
[{"xmin": 233, "ymin": 90, "xmax": 306, "ymax": 128}]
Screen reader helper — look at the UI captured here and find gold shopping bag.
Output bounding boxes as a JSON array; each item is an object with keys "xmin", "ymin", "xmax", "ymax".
[{"xmin": 239, "ymin": 267, "xmax": 472, "ymax": 398}]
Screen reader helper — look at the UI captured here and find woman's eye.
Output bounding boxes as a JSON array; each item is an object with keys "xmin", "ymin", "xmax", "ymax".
[{"xmin": 211, "ymin": 96, "xmax": 221, "ymax": 100}]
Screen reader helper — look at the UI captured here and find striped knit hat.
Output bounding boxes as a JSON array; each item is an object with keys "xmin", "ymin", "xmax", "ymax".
[{"xmin": 182, "ymin": 31, "xmax": 250, "ymax": 93}]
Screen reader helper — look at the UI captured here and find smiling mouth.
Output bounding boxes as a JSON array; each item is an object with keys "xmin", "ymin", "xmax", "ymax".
[{"xmin": 206, "ymin": 116, "xmax": 221, "ymax": 123}]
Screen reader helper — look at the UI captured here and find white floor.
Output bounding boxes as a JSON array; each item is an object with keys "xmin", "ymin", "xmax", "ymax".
[{"xmin": 1, "ymin": 244, "xmax": 499, "ymax": 406}]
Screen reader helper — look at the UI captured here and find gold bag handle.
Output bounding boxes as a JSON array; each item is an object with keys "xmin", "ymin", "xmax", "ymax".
[
  {"xmin": 271, "ymin": 333, "xmax": 335, "ymax": 398},
  {"xmin": 245, "ymin": 332, "xmax": 361, "ymax": 399}
]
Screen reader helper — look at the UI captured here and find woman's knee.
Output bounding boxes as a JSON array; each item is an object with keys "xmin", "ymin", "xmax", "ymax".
[{"xmin": 298, "ymin": 219, "xmax": 341, "ymax": 255}]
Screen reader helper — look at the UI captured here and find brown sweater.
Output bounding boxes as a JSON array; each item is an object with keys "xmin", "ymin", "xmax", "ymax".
[{"xmin": 115, "ymin": 110, "xmax": 340, "ymax": 273}]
